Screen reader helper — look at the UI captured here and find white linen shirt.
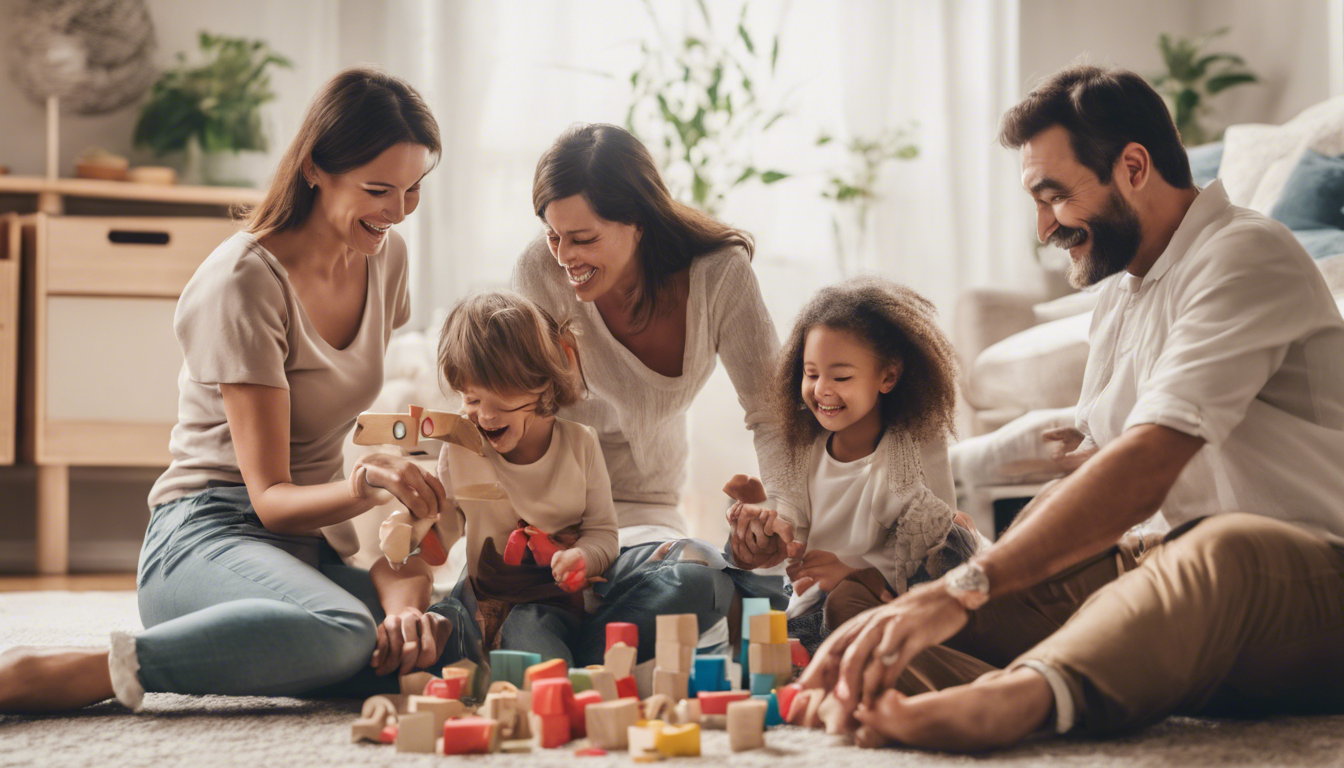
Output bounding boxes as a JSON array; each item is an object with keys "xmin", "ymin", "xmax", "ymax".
[{"xmin": 1076, "ymin": 180, "xmax": 1344, "ymax": 545}]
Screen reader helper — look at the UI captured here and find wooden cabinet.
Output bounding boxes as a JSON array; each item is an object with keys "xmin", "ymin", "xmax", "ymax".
[
  {"xmin": 0, "ymin": 214, "xmax": 19, "ymax": 466},
  {"xmin": 0, "ymin": 177, "xmax": 261, "ymax": 573}
]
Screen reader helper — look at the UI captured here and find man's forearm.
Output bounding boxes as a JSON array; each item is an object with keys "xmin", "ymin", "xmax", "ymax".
[{"xmin": 977, "ymin": 424, "xmax": 1203, "ymax": 597}]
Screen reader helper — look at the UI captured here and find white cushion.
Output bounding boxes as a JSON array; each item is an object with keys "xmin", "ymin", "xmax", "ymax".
[
  {"xmin": 968, "ymin": 310, "xmax": 1092, "ymax": 413},
  {"xmin": 1247, "ymin": 96, "xmax": 1344, "ymax": 214}
]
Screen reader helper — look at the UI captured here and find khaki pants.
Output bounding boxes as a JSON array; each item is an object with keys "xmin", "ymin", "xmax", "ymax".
[{"xmin": 877, "ymin": 514, "xmax": 1344, "ymax": 734}]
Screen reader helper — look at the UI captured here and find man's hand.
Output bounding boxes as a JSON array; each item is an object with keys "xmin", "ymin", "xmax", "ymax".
[
  {"xmin": 371, "ymin": 607, "xmax": 453, "ymax": 676},
  {"xmin": 1042, "ymin": 427, "xmax": 1097, "ymax": 474},
  {"xmin": 727, "ymin": 502, "xmax": 803, "ymax": 569},
  {"xmin": 796, "ymin": 579, "xmax": 969, "ymax": 717},
  {"xmin": 786, "ymin": 549, "xmax": 857, "ymax": 595}
]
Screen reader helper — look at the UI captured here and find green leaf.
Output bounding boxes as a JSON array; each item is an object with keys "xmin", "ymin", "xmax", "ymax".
[
  {"xmin": 771, "ymin": 36, "xmax": 779, "ymax": 73},
  {"xmin": 738, "ymin": 23, "xmax": 755, "ymax": 55},
  {"xmin": 816, "ymin": 134, "xmax": 833, "ymax": 145},
  {"xmin": 1174, "ymin": 88, "xmax": 1200, "ymax": 130},
  {"xmin": 1205, "ymin": 72, "xmax": 1257, "ymax": 94},
  {"xmin": 692, "ymin": 171, "xmax": 710, "ymax": 207},
  {"xmin": 1192, "ymin": 52, "xmax": 1244, "ymax": 78},
  {"xmin": 734, "ymin": 167, "xmax": 758, "ymax": 184},
  {"xmin": 763, "ymin": 110, "xmax": 786, "ymax": 131},
  {"xmin": 760, "ymin": 170, "xmax": 788, "ymax": 184},
  {"xmin": 694, "ymin": 0, "xmax": 711, "ymax": 26}
]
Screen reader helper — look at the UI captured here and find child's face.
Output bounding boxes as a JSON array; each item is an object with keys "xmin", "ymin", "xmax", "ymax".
[
  {"xmin": 459, "ymin": 385, "xmax": 550, "ymax": 461},
  {"xmin": 800, "ymin": 325, "xmax": 901, "ymax": 435}
]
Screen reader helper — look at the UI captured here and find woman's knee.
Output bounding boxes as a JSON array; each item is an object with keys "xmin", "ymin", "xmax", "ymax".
[{"xmin": 311, "ymin": 603, "xmax": 378, "ymax": 677}]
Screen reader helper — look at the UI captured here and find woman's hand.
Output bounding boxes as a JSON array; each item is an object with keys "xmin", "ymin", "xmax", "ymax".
[
  {"xmin": 786, "ymin": 549, "xmax": 858, "ymax": 595},
  {"xmin": 354, "ymin": 453, "xmax": 448, "ymax": 520},
  {"xmin": 795, "ymin": 579, "xmax": 970, "ymax": 718},
  {"xmin": 727, "ymin": 502, "xmax": 802, "ymax": 569},
  {"xmin": 371, "ymin": 607, "xmax": 454, "ymax": 677}
]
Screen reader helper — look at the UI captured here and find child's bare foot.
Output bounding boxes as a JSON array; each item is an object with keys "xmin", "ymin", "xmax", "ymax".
[
  {"xmin": 853, "ymin": 668, "xmax": 1054, "ymax": 752},
  {"xmin": 0, "ymin": 646, "xmax": 116, "ymax": 712}
]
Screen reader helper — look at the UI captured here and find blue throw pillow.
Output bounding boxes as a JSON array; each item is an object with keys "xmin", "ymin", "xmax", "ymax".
[
  {"xmin": 1270, "ymin": 149, "xmax": 1344, "ymax": 231},
  {"xmin": 1293, "ymin": 228, "xmax": 1344, "ymax": 260},
  {"xmin": 1186, "ymin": 142, "xmax": 1223, "ymax": 188}
]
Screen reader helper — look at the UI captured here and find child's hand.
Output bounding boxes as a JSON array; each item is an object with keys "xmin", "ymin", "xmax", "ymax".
[
  {"xmin": 551, "ymin": 548, "xmax": 587, "ymax": 588},
  {"xmin": 727, "ymin": 502, "xmax": 802, "ymax": 569},
  {"xmin": 787, "ymin": 549, "xmax": 858, "ymax": 595}
]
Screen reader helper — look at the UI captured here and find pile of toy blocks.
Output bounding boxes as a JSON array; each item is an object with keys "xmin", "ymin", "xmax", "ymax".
[{"xmin": 349, "ymin": 611, "xmax": 809, "ymax": 757}]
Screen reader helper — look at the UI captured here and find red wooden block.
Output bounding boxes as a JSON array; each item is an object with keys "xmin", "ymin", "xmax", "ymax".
[
  {"xmin": 615, "ymin": 676, "xmax": 639, "ymax": 700},
  {"xmin": 419, "ymin": 528, "xmax": 448, "ymax": 567},
  {"xmin": 605, "ymin": 623, "xmax": 639, "ymax": 652},
  {"xmin": 527, "ymin": 532, "xmax": 563, "ymax": 566},
  {"xmin": 788, "ymin": 638, "xmax": 810, "ymax": 668},
  {"xmin": 503, "ymin": 528, "xmax": 529, "ymax": 566},
  {"xmin": 532, "ymin": 678, "xmax": 576, "ymax": 716},
  {"xmin": 534, "ymin": 712, "xmax": 571, "ymax": 748},
  {"xmin": 559, "ymin": 557, "xmax": 587, "ymax": 593},
  {"xmin": 424, "ymin": 676, "xmax": 463, "ymax": 700},
  {"xmin": 697, "ymin": 690, "xmax": 751, "ymax": 716},
  {"xmin": 575, "ymin": 746, "xmax": 608, "ymax": 756},
  {"xmin": 379, "ymin": 724, "xmax": 398, "ymax": 744},
  {"xmin": 525, "ymin": 658, "xmax": 569, "ymax": 690},
  {"xmin": 777, "ymin": 683, "xmax": 803, "ymax": 721},
  {"xmin": 570, "ymin": 690, "xmax": 603, "ymax": 738},
  {"xmin": 442, "ymin": 716, "xmax": 495, "ymax": 755}
]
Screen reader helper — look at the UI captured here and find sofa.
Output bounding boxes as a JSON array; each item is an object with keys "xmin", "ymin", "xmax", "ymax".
[{"xmin": 952, "ymin": 95, "xmax": 1344, "ymax": 536}]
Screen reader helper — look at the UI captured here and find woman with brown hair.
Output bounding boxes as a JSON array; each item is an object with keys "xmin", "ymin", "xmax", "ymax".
[
  {"xmin": 0, "ymin": 67, "xmax": 466, "ymax": 711},
  {"xmin": 514, "ymin": 123, "xmax": 790, "ymax": 665}
]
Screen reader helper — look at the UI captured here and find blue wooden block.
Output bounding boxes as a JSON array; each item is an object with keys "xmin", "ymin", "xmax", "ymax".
[
  {"xmin": 750, "ymin": 672, "xmax": 775, "ymax": 695},
  {"xmin": 489, "ymin": 650, "xmax": 542, "ymax": 688},
  {"xmin": 755, "ymin": 692, "xmax": 784, "ymax": 727},
  {"xmin": 692, "ymin": 655, "xmax": 729, "ymax": 693}
]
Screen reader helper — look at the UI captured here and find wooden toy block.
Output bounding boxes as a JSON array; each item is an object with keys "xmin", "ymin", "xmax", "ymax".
[
  {"xmin": 750, "ymin": 672, "xmax": 775, "ymax": 695},
  {"xmin": 655, "ymin": 642, "xmax": 693, "ymax": 674},
  {"xmin": 654, "ymin": 723, "xmax": 701, "ymax": 757},
  {"xmin": 527, "ymin": 532, "xmax": 563, "ymax": 566},
  {"xmin": 748, "ymin": 642, "xmax": 792, "ymax": 684},
  {"xmin": 424, "ymin": 677, "xmax": 463, "ymax": 700},
  {"xmin": 616, "ymin": 675, "xmax": 639, "ymax": 700},
  {"xmin": 515, "ymin": 690, "xmax": 534, "ymax": 739},
  {"xmin": 754, "ymin": 692, "xmax": 784, "ymax": 726},
  {"xmin": 777, "ymin": 683, "xmax": 803, "ymax": 721},
  {"xmin": 748, "ymin": 610, "xmax": 788, "ymax": 645},
  {"xmin": 524, "ymin": 657, "xmax": 568, "ymax": 690},
  {"xmin": 673, "ymin": 697, "xmax": 702, "ymax": 725},
  {"xmin": 575, "ymin": 746, "xmax": 608, "ymax": 756},
  {"xmin": 503, "ymin": 527, "xmax": 530, "ymax": 565},
  {"xmin": 530, "ymin": 711, "xmax": 571, "ymax": 748},
  {"xmin": 692, "ymin": 655, "xmax": 728, "ymax": 693},
  {"xmin": 584, "ymin": 698, "xmax": 640, "ymax": 750},
  {"xmin": 641, "ymin": 693, "xmax": 674, "ymax": 722},
  {"xmin": 697, "ymin": 690, "xmax": 750, "ymax": 716},
  {"xmin": 353, "ymin": 408, "xmax": 422, "ymax": 450},
  {"xmin": 399, "ymin": 671, "xmax": 437, "ymax": 696},
  {"xmin": 570, "ymin": 689, "xmax": 603, "ymax": 737},
  {"xmin": 490, "ymin": 650, "xmax": 543, "ymax": 688},
  {"xmin": 482, "ymin": 692, "xmax": 521, "ymax": 739},
  {"xmin": 652, "ymin": 669, "xmax": 688, "ymax": 701},
  {"xmin": 606, "ymin": 622, "xmax": 639, "ymax": 652},
  {"xmin": 788, "ymin": 637, "xmax": 811, "ymax": 667},
  {"xmin": 738, "ymin": 597, "xmax": 773, "ymax": 670},
  {"xmin": 443, "ymin": 659, "xmax": 481, "ymax": 700},
  {"xmin": 441, "ymin": 716, "xmax": 498, "ymax": 754},
  {"xmin": 531, "ymin": 678, "xmax": 576, "ymax": 716},
  {"xmin": 604, "ymin": 642, "xmax": 637, "ymax": 679},
  {"xmin": 588, "ymin": 668, "xmax": 619, "ymax": 701},
  {"xmin": 656, "ymin": 614, "xmax": 699, "ymax": 647},
  {"xmin": 489, "ymin": 680, "xmax": 520, "ymax": 694},
  {"xmin": 727, "ymin": 699, "xmax": 767, "ymax": 752},
  {"xmin": 395, "ymin": 710, "xmax": 436, "ymax": 753},
  {"xmin": 419, "ymin": 408, "xmax": 484, "ymax": 455},
  {"xmin": 628, "ymin": 723, "xmax": 664, "ymax": 760},
  {"xmin": 501, "ymin": 739, "xmax": 533, "ymax": 753},
  {"xmin": 633, "ymin": 657, "xmax": 656, "ymax": 699},
  {"xmin": 569, "ymin": 668, "xmax": 593, "ymax": 693},
  {"xmin": 380, "ymin": 724, "xmax": 398, "ymax": 743},
  {"xmin": 360, "ymin": 695, "xmax": 400, "ymax": 724},
  {"xmin": 409, "ymin": 695, "xmax": 466, "ymax": 732},
  {"xmin": 351, "ymin": 718, "xmax": 385, "ymax": 743}
]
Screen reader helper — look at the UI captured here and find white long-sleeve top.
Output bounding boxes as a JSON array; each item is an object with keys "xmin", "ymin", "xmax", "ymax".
[{"xmin": 514, "ymin": 238, "xmax": 790, "ymax": 534}]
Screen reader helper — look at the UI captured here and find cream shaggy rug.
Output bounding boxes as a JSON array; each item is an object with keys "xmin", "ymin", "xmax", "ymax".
[{"xmin": 3, "ymin": 591, "xmax": 1343, "ymax": 768}]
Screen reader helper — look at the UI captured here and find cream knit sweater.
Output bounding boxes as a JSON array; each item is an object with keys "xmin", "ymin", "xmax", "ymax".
[{"xmin": 514, "ymin": 237, "xmax": 793, "ymax": 533}]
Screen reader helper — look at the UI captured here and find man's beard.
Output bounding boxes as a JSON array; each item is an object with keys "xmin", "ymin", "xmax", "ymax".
[{"xmin": 1049, "ymin": 189, "xmax": 1143, "ymax": 289}]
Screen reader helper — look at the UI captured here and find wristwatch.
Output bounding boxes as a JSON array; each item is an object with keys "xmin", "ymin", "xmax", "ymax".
[{"xmin": 943, "ymin": 560, "xmax": 991, "ymax": 610}]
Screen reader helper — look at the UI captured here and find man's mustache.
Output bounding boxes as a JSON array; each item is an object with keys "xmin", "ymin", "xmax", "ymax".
[{"xmin": 1049, "ymin": 224, "xmax": 1089, "ymax": 249}]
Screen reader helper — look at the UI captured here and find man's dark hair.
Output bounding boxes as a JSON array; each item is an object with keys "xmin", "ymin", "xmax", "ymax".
[{"xmin": 999, "ymin": 63, "xmax": 1194, "ymax": 189}]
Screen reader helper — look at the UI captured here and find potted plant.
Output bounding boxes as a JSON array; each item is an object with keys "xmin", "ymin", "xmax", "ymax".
[
  {"xmin": 1151, "ymin": 27, "xmax": 1258, "ymax": 146},
  {"xmin": 818, "ymin": 126, "xmax": 918, "ymax": 277},
  {"xmin": 133, "ymin": 32, "xmax": 291, "ymax": 186}
]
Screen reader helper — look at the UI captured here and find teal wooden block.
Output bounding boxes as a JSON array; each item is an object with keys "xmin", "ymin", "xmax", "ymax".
[
  {"xmin": 739, "ymin": 598, "xmax": 772, "ymax": 672},
  {"xmin": 755, "ymin": 692, "xmax": 784, "ymax": 727},
  {"xmin": 489, "ymin": 650, "xmax": 542, "ymax": 688},
  {"xmin": 750, "ymin": 672, "xmax": 774, "ymax": 695},
  {"xmin": 692, "ymin": 655, "xmax": 729, "ymax": 693}
]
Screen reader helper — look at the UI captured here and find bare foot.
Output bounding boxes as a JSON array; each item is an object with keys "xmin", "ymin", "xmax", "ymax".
[
  {"xmin": 853, "ymin": 668, "xmax": 1054, "ymax": 752},
  {"xmin": 0, "ymin": 646, "xmax": 116, "ymax": 712}
]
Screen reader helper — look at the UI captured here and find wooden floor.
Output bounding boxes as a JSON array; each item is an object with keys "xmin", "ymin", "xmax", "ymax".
[{"xmin": 0, "ymin": 573, "xmax": 136, "ymax": 592}]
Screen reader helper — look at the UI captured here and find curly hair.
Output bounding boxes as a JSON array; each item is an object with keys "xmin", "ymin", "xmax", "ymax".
[
  {"xmin": 438, "ymin": 291, "xmax": 584, "ymax": 418},
  {"xmin": 773, "ymin": 277, "xmax": 959, "ymax": 451}
]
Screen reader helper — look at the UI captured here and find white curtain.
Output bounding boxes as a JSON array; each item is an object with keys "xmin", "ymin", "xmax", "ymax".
[{"xmin": 336, "ymin": 0, "xmax": 1033, "ymax": 539}]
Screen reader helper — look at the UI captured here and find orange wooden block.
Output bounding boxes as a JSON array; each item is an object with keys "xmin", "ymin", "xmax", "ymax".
[
  {"xmin": 697, "ymin": 690, "xmax": 751, "ymax": 716},
  {"xmin": 441, "ymin": 716, "xmax": 496, "ymax": 755},
  {"xmin": 570, "ymin": 689, "xmax": 603, "ymax": 738},
  {"xmin": 531, "ymin": 712, "xmax": 571, "ymax": 748},
  {"xmin": 424, "ymin": 677, "xmax": 463, "ymax": 700},
  {"xmin": 615, "ymin": 676, "xmax": 639, "ymax": 700},
  {"xmin": 531, "ymin": 677, "xmax": 576, "ymax": 716},
  {"xmin": 524, "ymin": 658, "xmax": 569, "ymax": 690},
  {"xmin": 777, "ymin": 683, "xmax": 803, "ymax": 721}
]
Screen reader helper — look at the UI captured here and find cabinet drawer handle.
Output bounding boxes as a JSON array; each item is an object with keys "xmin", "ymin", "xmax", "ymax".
[{"xmin": 108, "ymin": 230, "xmax": 171, "ymax": 246}]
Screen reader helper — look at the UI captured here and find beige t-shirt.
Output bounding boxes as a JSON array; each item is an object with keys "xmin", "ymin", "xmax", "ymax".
[
  {"xmin": 437, "ymin": 418, "xmax": 619, "ymax": 582},
  {"xmin": 147, "ymin": 230, "xmax": 411, "ymax": 557}
]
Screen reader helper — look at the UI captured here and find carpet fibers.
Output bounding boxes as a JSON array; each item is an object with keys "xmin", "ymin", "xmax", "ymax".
[{"xmin": 2, "ymin": 591, "xmax": 1342, "ymax": 767}]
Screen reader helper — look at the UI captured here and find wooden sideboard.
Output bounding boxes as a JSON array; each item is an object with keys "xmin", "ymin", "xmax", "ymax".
[{"xmin": 0, "ymin": 176, "xmax": 262, "ymax": 574}]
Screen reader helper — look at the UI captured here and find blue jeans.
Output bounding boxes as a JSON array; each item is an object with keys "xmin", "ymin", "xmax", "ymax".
[{"xmin": 135, "ymin": 486, "xmax": 466, "ymax": 698}]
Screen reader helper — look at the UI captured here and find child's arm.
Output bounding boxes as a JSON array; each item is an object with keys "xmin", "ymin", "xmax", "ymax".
[
  {"xmin": 367, "ymin": 552, "xmax": 453, "ymax": 676},
  {"xmin": 553, "ymin": 429, "xmax": 620, "ymax": 588}
]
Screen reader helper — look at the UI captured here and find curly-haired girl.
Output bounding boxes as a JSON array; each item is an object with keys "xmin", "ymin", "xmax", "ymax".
[{"xmin": 727, "ymin": 277, "xmax": 985, "ymax": 634}]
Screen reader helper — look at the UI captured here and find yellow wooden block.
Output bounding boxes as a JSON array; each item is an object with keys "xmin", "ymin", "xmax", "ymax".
[
  {"xmin": 748, "ymin": 610, "xmax": 788, "ymax": 645},
  {"xmin": 654, "ymin": 723, "xmax": 701, "ymax": 757}
]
